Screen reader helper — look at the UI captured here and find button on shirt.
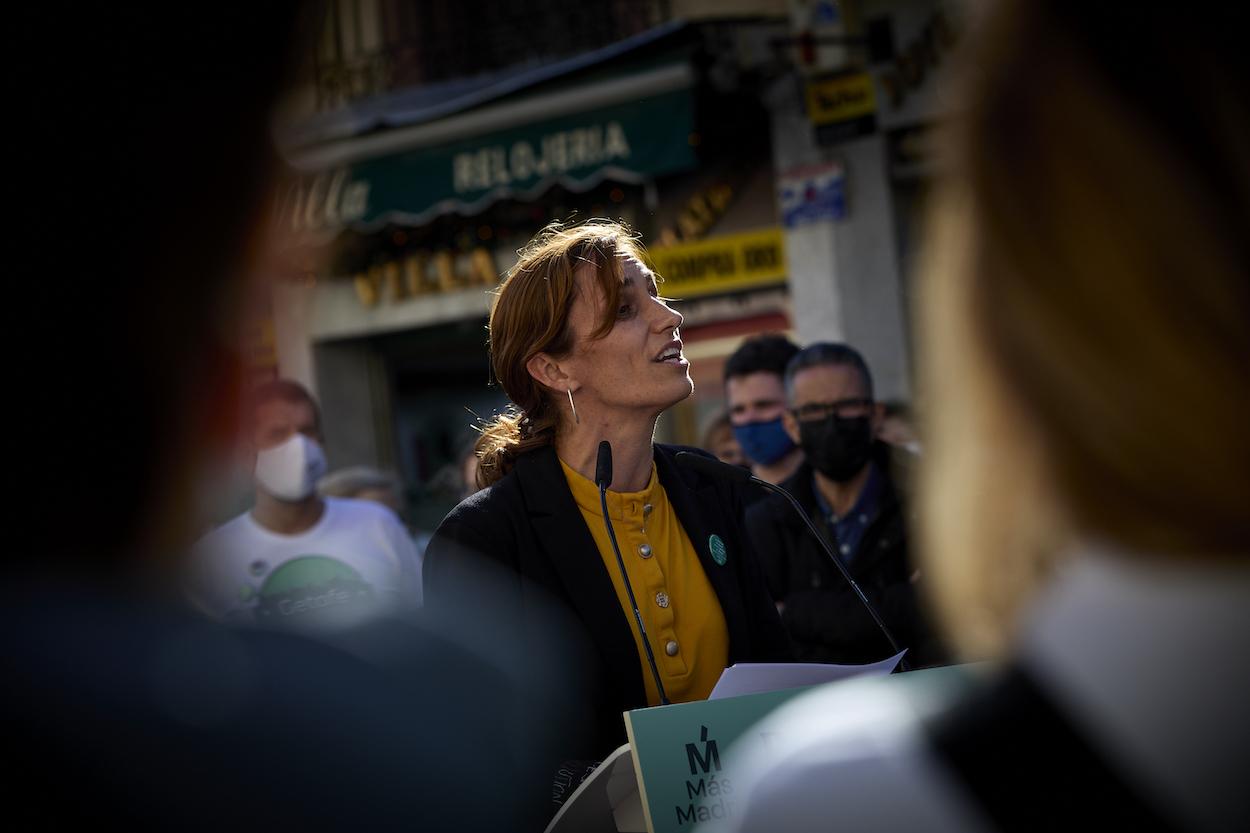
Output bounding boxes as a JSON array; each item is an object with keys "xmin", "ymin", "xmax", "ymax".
[
  {"xmin": 561, "ymin": 458, "xmax": 729, "ymax": 706},
  {"xmin": 811, "ymin": 462, "xmax": 883, "ymax": 566}
]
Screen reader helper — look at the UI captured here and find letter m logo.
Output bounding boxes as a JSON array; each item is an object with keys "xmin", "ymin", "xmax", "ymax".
[{"xmin": 685, "ymin": 725, "xmax": 721, "ymax": 775}]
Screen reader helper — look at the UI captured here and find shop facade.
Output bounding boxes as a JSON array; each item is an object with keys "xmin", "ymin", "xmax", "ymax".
[
  {"xmin": 270, "ymin": 2, "xmax": 954, "ymax": 528},
  {"xmin": 272, "ymin": 21, "xmax": 794, "ymax": 528}
]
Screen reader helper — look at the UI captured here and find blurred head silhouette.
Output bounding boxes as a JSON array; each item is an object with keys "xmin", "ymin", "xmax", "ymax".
[
  {"xmin": 16, "ymin": 5, "xmax": 308, "ymax": 584},
  {"xmin": 918, "ymin": 1, "xmax": 1250, "ymax": 657},
  {"xmin": 319, "ymin": 465, "xmax": 406, "ymax": 515},
  {"xmin": 701, "ymin": 411, "xmax": 747, "ymax": 468}
]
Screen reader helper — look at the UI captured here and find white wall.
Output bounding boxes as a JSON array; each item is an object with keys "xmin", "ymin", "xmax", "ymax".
[
  {"xmin": 768, "ymin": 80, "xmax": 912, "ymax": 401},
  {"xmin": 272, "ymin": 281, "xmax": 318, "ymax": 394},
  {"xmin": 284, "ymin": 278, "xmax": 494, "ymax": 343},
  {"xmin": 764, "ymin": 0, "xmax": 955, "ymax": 402}
]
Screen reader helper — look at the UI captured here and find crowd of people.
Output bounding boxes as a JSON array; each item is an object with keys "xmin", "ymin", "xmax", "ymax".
[{"xmin": 8, "ymin": 1, "xmax": 1245, "ymax": 831}]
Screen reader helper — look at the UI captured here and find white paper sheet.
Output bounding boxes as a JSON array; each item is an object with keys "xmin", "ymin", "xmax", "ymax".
[{"xmin": 708, "ymin": 651, "xmax": 907, "ymax": 700}]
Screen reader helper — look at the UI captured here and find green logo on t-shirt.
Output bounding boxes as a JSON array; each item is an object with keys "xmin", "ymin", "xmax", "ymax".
[
  {"xmin": 252, "ymin": 555, "xmax": 374, "ymax": 627},
  {"xmin": 709, "ymin": 534, "xmax": 728, "ymax": 566}
]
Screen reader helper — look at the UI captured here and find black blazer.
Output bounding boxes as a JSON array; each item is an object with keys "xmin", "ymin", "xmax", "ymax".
[{"xmin": 424, "ymin": 443, "xmax": 791, "ymax": 758}]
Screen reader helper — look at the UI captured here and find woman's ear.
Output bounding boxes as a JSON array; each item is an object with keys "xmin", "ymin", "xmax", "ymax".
[{"xmin": 525, "ymin": 352, "xmax": 570, "ymax": 392}]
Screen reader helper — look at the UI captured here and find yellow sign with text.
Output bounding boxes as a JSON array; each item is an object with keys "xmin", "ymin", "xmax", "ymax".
[
  {"xmin": 806, "ymin": 72, "xmax": 877, "ymax": 125},
  {"xmin": 649, "ymin": 228, "xmax": 787, "ymax": 299}
]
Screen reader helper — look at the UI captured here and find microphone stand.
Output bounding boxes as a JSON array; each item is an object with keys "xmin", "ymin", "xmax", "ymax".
[
  {"xmin": 597, "ymin": 441, "xmax": 670, "ymax": 705},
  {"xmin": 675, "ymin": 451, "xmax": 911, "ymax": 672}
]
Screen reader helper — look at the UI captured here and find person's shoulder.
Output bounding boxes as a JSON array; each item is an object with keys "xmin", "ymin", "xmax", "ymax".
[
  {"xmin": 718, "ymin": 674, "xmax": 991, "ymax": 833},
  {"xmin": 776, "ymin": 460, "xmax": 812, "ymax": 495},
  {"xmin": 193, "ymin": 509, "xmax": 256, "ymax": 552},
  {"xmin": 451, "ymin": 470, "xmax": 524, "ymax": 518},
  {"xmin": 425, "ymin": 475, "xmax": 529, "ymax": 581},
  {"xmin": 322, "ymin": 498, "xmax": 407, "ymax": 542},
  {"xmin": 877, "ymin": 441, "xmax": 917, "ymax": 504},
  {"xmin": 747, "ymin": 464, "xmax": 809, "ymax": 526},
  {"xmin": 325, "ymin": 496, "xmax": 400, "ymax": 526},
  {"xmin": 655, "ymin": 442, "xmax": 711, "ymax": 460},
  {"xmin": 432, "ymin": 472, "xmax": 525, "ymax": 543},
  {"xmin": 745, "ymin": 489, "xmax": 788, "ymax": 528},
  {"xmin": 657, "ymin": 444, "xmax": 749, "ymax": 505},
  {"xmin": 653, "ymin": 443, "xmax": 723, "ymax": 484}
]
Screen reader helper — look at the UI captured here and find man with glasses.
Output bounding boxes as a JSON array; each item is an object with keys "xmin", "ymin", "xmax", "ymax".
[{"xmin": 745, "ymin": 343, "xmax": 947, "ymax": 666}]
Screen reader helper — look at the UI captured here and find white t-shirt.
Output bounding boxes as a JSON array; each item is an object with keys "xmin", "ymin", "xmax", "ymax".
[{"xmin": 188, "ymin": 497, "xmax": 423, "ymax": 632}]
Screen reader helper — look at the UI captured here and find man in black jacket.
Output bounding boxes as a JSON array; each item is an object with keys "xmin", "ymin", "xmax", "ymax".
[{"xmin": 745, "ymin": 343, "xmax": 947, "ymax": 667}]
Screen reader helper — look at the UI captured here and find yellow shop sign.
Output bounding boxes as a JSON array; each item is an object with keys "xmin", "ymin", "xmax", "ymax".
[
  {"xmin": 806, "ymin": 72, "xmax": 877, "ymax": 125},
  {"xmin": 649, "ymin": 228, "xmax": 787, "ymax": 299}
]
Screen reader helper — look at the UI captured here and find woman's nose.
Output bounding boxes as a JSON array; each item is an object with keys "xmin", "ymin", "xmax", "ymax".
[{"xmin": 654, "ymin": 299, "xmax": 683, "ymax": 331}]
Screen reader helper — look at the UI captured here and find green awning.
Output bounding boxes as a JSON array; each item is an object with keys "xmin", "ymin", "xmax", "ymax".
[{"xmin": 280, "ymin": 86, "xmax": 695, "ymax": 238}]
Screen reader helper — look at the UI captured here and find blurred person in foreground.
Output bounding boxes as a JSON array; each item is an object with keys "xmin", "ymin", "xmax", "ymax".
[
  {"xmin": 701, "ymin": 410, "xmax": 747, "ymax": 468},
  {"xmin": 425, "ymin": 220, "xmax": 789, "ymax": 761},
  {"xmin": 745, "ymin": 343, "xmax": 946, "ymax": 667},
  {"xmin": 723, "ymin": 334, "xmax": 804, "ymax": 486},
  {"xmin": 319, "ymin": 463, "xmax": 406, "ymax": 515},
  {"xmin": 716, "ymin": 3, "xmax": 1248, "ymax": 832},
  {"xmin": 187, "ymin": 380, "xmax": 423, "ymax": 629},
  {"xmin": 878, "ymin": 399, "xmax": 922, "ymax": 455},
  {"xmin": 7, "ymin": 6, "xmax": 578, "ymax": 830}
]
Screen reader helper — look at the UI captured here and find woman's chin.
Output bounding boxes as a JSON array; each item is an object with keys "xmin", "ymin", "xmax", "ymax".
[
  {"xmin": 666, "ymin": 376, "xmax": 695, "ymax": 406},
  {"xmin": 599, "ymin": 377, "xmax": 694, "ymax": 421}
]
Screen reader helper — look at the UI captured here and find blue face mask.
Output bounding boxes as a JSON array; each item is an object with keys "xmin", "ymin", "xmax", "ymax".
[{"xmin": 732, "ymin": 418, "xmax": 796, "ymax": 466}]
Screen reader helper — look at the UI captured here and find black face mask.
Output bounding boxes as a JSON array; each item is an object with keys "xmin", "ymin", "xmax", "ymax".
[{"xmin": 798, "ymin": 414, "xmax": 874, "ymax": 482}]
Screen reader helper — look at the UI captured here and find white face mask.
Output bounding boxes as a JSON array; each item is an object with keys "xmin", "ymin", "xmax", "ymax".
[{"xmin": 254, "ymin": 433, "xmax": 327, "ymax": 502}]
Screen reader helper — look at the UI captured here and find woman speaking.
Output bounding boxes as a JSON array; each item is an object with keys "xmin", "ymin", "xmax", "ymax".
[{"xmin": 424, "ymin": 220, "xmax": 789, "ymax": 759}]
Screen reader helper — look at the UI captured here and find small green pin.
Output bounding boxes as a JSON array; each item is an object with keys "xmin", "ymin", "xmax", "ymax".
[{"xmin": 709, "ymin": 534, "xmax": 728, "ymax": 566}]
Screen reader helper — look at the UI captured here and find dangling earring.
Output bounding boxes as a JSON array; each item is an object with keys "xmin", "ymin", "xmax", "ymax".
[{"xmin": 567, "ymin": 388, "xmax": 579, "ymax": 425}]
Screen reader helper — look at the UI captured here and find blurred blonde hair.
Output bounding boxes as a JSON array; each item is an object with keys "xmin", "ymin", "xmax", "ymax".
[
  {"xmin": 918, "ymin": 1, "xmax": 1250, "ymax": 658},
  {"xmin": 475, "ymin": 220, "xmax": 649, "ymax": 487}
]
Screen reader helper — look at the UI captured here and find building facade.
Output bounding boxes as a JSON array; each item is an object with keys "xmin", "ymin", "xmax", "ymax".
[{"xmin": 269, "ymin": 0, "xmax": 953, "ymax": 528}]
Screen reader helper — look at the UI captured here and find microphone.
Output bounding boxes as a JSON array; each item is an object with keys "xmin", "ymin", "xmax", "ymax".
[
  {"xmin": 675, "ymin": 451, "xmax": 910, "ymax": 672},
  {"xmin": 594, "ymin": 441, "xmax": 613, "ymax": 490},
  {"xmin": 596, "ymin": 441, "xmax": 670, "ymax": 705}
]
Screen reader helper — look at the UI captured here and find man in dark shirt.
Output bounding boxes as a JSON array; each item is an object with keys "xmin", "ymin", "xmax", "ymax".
[{"xmin": 745, "ymin": 343, "xmax": 947, "ymax": 666}]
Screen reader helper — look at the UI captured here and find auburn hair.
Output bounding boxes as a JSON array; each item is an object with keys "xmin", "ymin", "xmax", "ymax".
[{"xmin": 475, "ymin": 220, "xmax": 649, "ymax": 487}]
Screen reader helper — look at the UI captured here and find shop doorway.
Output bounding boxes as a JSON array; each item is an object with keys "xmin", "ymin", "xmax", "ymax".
[{"xmin": 377, "ymin": 318, "xmax": 507, "ymax": 534}]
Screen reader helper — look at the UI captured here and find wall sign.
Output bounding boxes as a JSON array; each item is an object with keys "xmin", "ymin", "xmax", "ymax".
[
  {"xmin": 279, "ymin": 85, "xmax": 696, "ymax": 238},
  {"xmin": 778, "ymin": 162, "xmax": 846, "ymax": 228},
  {"xmin": 648, "ymin": 228, "xmax": 787, "ymax": 299},
  {"xmin": 805, "ymin": 72, "xmax": 877, "ymax": 145}
]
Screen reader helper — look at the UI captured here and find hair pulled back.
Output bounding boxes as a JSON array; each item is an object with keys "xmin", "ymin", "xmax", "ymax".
[{"xmin": 475, "ymin": 220, "xmax": 648, "ymax": 487}]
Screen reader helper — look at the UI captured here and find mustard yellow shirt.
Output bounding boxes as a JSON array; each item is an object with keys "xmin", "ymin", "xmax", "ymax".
[{"xmin": 560, "ymin": 458, "xmax": 730, "ymax": 706}]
